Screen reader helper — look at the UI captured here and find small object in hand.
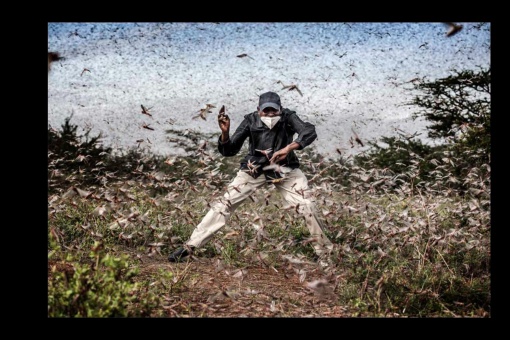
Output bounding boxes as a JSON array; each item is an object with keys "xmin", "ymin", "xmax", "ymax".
[{"xmin": 218, "ymin": 105, "xmax": 229, "ymax": 122}]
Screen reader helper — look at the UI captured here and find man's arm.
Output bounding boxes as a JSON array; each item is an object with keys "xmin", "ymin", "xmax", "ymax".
[
  {"xmin": 269, "ymin": 141, "xmax": 300, "ymax": 163},
  {"xmin": 269, "ymin": 111, "xmax": 317, "ymax": 163},
  {"xmin": 287, "ymin": 111, "xmax": 317, "ymax": 149},
  {"xmin": 221, "ymin": 131, "xmax": 229, "ymax": 143},
  {"xmin": 217, "ymin": 117, "xmax": 250, "ymax": 157}
]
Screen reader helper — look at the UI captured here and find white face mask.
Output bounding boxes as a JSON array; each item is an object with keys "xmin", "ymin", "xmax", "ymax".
[{"xmin": 260, "ymin": 116, "xmax": 281, "ymax": 129}]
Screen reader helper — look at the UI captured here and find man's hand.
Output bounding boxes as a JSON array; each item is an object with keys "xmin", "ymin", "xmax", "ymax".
[
  {"xmin": 218, "ymin": 105, "xmax": 230, "ymax": 142},
  {"xmin": 270, "ymin": 147, "xmax": 289, "ymax": 163},
  {"xmin": 270, "ymin": 142, "xmax": 300, "ymax": 163},
  {"xmin": 218, "ymin": 106, "xmax": 230, "ymax": 133}
]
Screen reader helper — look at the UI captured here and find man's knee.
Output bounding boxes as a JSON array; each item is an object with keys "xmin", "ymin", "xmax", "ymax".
[{"xmin": 211, "ymin": 200, "xmax": 231, "ymax": 214}]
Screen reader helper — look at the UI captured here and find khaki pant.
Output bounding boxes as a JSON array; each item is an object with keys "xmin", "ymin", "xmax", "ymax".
[{"xmin": 186, "ymin": 168, "xmax": 333, "ymax": 256}]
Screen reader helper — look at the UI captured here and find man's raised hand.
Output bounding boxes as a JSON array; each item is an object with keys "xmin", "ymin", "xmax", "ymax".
[{"xmin": 218, "ymin": 105, "xmax": 230, "ymax": 133}]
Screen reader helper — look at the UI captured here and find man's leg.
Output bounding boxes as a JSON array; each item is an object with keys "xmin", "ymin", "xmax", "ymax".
[
  {"xmin": 275, "ymin": 168, "xmax": 333, "ymax": 257},
  {"xmin": 186, "ymin": 170, "xmax": 266, "ymax": 248}
]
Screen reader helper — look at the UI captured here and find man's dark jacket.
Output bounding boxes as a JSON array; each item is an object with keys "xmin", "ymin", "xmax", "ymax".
[{"xmin": 217, "ymin": 108, "xmax": 317, "ymax": 178}]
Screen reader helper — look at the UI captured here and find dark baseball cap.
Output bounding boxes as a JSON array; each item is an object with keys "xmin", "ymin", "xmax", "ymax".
[{"xmin": 258, "ymin": 91, "xmax": 281, "ymax": 111}]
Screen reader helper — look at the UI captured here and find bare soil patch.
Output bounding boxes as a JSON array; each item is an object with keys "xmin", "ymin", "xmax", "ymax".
[{"xmin": 134, "ymin": 252, "xmax": 353, "ymax": 318}]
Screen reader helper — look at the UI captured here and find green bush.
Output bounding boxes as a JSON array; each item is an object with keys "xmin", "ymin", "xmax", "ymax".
[{"xmin": 48, "ymin": 244, "xmax": 141, "ymax": 317}]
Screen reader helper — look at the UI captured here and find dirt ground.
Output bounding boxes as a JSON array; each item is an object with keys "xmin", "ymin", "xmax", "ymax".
[{"xmin": 135, "ymin": 251, "xmax": 355, "ymax": 318}]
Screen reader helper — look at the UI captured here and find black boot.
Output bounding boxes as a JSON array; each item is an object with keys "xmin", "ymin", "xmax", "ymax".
[{"xmin": 168, "ymin": 246, "xmax": 193, "ymax": 262}]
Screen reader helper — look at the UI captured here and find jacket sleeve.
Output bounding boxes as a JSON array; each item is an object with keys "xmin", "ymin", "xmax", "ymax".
[
  {"xmin": 286, "ymin": 110, "xmax": 317, "ymax": 150},
  {"xmin": 217, "ymin": 116, "xmax": 250, "ymax": 156}
]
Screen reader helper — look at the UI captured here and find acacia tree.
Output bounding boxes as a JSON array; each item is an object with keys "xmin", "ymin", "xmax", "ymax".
[
  {"xmin": 410, "ymin": 67, "xmax": 490, "ymax": 162},
  {"xmin": 355, "ymin": 67, "xmax": 491, "ymax": 195}
]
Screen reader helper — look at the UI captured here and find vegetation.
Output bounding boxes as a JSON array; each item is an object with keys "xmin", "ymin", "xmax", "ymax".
[{"xmin": 48, "ymin": 68, "xmax": 490, "ymax": 317}]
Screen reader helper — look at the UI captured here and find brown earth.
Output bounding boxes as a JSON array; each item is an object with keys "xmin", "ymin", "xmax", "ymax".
[{"xmin": 133, "ymin": 250, "xmax": 356, "ymax": 318}]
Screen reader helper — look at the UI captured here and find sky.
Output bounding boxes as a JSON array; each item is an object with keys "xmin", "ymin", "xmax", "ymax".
[{"xmin": 47, "ymin": 22, "xmax": 491, "ymax": 159}]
